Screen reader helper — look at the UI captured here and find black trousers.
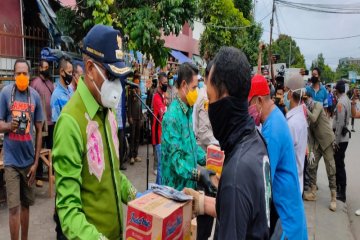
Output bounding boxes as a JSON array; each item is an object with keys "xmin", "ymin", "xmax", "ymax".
[
  {"xmin": 117, "ymin": 128, "xmax": 126, "ymax": 168},
  {"xmin": 334, "ymin": 142, "xmax": 348, "ymax": 188},
  {"xmin": 197, "ymin": 214, "xmax": 214, "ymax": 240},
  {"xmin": 196, "ymin": 184, "xmax": 215, "ymax": 239},
  {"xmin": 303, "ymin": 156, "xmax": 310, "ymax": 192},
  {"xmin": 130, "ymin": 120, "xmax": 141, "ymax": 158},
  {"xmin": 36, "ymin": 124, "xmax": 54, "ymax": 179}
]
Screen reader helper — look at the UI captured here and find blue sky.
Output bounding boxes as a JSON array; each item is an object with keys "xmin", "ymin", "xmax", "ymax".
[{"xmin": 255, "ymin": 0, "xmax": 360, "ymax": 70}]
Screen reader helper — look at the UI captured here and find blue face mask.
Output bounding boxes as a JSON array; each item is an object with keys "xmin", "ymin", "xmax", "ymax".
[
  {"xmin": 169, "ymin": 79, "xmax": 174, "ymax": 86},
  {"xmin": 198, "ymin": 81, "xmax": 204, "ymax": 89},
  {"xmin": 284, "ymin": 92, "xmax": 290, "ymax": 109}
]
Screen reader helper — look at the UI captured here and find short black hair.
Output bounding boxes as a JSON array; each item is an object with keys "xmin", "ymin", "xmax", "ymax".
[
  {"xmin": 176, "ymin": 62, "xmax": 199, "ymax": 88},
  {"xmin": 292, "ymin": 91, "xmax": 301, "ymax": 102},
  {"xmin": 210, "ymin": 47, "xmax": 251, "ymax": 100},
  {"xmin": 312, "ymin": 67, "xmax": 321, "ymax": 76},
  {"xmin": 59, "ymin": 56, "xmax": 72, "ymax": 70},
  {"xmin": 40, "ymin": 59, "xmax": 48, "ymax": 68},
  {"xmin": 205, "ymin": 60, "xmax": 213, "ymax": 78},
  {"xmin": 14, "ymin": 58, "xmax": 30, "ymax": 73},
  {"xmin": 158, "ymin": 72, "xmax": 167, "ymax": 82}
]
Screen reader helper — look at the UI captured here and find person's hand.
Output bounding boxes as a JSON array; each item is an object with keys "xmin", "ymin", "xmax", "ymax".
[
  {"xmin": 279, "ymin": 97, "xmax": 285, "ymax": 106},
  {"xmin": 183, "ymin": 188, "xmax": 204, "ymax": 217},
  {"xmin": 308, "ymin": 152, "xmax": 315, "ymax": 165},
  {"xmin": 9, "ymin": 118, "xmax": 19, "ymax": 132},
  {"xmin": 27, "ymin": 163, "xmax": 38, "ymax": 186},
  {"xmin": 129, "ymin": 118, "xmax": 133, "ymax": 125},
  {"xmin": 198, "ymin": 168, "xmax": 217, "ymax": 196},
  {"xmin": 333, "ymin": 142, "xmax": 339, "ymax": 152}
]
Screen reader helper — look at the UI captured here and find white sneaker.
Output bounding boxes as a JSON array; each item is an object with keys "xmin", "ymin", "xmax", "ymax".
[
  {"xmin": 153, "ymin": 170, "xmax": 157, "ymax": 176},
  {"xmin": 356, "ymin": 209, "xmax": 360, "ymax": 216}
]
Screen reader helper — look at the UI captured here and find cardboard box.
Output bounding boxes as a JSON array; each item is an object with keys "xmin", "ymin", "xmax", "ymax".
[
  {"xmin": 206, "ymin": 145, "xmax": 225, "ymax": 175},
  {"xmin": 126, "ymin": 192, "xmax": 192, "ymax": 240}
]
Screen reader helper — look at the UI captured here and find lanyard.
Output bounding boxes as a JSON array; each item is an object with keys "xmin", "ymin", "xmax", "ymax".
[{"xmin": 11, "ymin": 85, "xmax": 31, "ymax": 114}]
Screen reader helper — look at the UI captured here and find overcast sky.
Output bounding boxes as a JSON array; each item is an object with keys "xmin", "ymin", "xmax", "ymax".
[{"xmin": 255, "ymin": 0, "xmax": 360, "ymax": 70}]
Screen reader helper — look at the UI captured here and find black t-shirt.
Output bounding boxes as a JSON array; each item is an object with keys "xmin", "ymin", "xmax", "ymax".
[{"xmin": 216, "ymin": 130, "xmax": 271, "ymax": 240}]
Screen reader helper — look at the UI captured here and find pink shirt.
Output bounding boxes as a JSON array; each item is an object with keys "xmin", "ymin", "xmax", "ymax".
[{"xmin": 30, "ymin": 76, "xmax": 54, "ymax": 125}]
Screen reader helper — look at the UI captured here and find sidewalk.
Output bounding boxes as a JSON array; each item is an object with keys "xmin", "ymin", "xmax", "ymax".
[{"xmin": 304, "ymin": 157, "xmax": 355, "ymax": 240}]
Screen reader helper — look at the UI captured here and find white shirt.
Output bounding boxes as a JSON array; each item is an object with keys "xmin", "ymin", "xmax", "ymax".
[{"xmin": 286, "ymin": 104, "xmax": 308, "ymax": 193}]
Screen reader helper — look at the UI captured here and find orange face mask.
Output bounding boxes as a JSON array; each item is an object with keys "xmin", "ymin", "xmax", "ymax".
[{"xmin": 15, "ymin": 73, "xmax": 29, "ymax": 91}]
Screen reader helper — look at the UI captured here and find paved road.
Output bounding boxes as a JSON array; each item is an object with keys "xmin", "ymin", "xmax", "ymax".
[{"xmin": 1, "ymin": 122, "xmax": 360, "ymax": 239}]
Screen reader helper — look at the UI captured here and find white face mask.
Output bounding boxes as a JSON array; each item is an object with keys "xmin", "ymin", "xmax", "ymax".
[
  {"xmin": 290, "ymin": 87, "xmax": 306, "ymax": 106},
  {"xmin": 93, "ymin": 63, "xmax": 123, "ymax": 109}
]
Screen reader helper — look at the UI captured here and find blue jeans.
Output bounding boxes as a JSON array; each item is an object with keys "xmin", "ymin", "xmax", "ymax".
[{"xmin": 155, "ymin": 144, "xmax": 162, "ymax": 184}]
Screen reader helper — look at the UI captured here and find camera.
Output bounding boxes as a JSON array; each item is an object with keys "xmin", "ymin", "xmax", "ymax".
[{"xmin": 17, "ymin": 112, "xmax": 28, "ymax": 135}]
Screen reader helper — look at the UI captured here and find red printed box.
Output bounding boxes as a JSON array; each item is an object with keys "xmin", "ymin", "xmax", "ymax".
[
  {"xmin": 206, "ymin": 145, "xmax": 225, "ymax": 175},
  {"xmin": 126, "ymin": 192, "xmax": 192, "ymax": 240}
]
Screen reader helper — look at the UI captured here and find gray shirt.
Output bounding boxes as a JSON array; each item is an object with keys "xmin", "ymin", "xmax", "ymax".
[
  {"xmin": 333, "ymin": 94, "xmax": 351, "ymax": 143},
  {"xmin": 0, "ymin": 84, "xmax": 43, "ymax": 167},
  {"xmin": 193, "ymin": 87, "xmax": 218, "ymax": 150}
]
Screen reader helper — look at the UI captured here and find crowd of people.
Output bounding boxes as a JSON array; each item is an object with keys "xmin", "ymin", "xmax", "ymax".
[{"xmin": 0, "ymin": 23, "xmax": 360, "ymax": 240}]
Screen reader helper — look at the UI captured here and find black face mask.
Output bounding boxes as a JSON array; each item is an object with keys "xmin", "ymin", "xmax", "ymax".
[
  {"xmin": 40, "ymin": 69, "xmax": 50, "ymax": 79},
  {"xmin": 208, "ymin": 96, "xmax": 255, "ymax": 153},
  {"xmin": 63, "ymin": 71, "xmax": 73, "ymax": 85},
  {"xmin": 161, "ymin": 84, "xmax": 168, "ymax": 93},
  {"xmin": 311, "ymin": 76, "xmax": 319, "ymax": 84}
]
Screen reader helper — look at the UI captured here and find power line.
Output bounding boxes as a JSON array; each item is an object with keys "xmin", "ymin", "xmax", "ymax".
[
  {"xmin": 264, "ymin": 29, "xmax": 360, "ymax": 41},
  {"xmin": 276, "ymin": 0, "xmax": 360, "ymax": 14}
]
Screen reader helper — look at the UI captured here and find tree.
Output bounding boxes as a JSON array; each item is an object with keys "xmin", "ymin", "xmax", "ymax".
[
  {"xmin": 56, "ymin": 0, "xmax": 198, "ymax": 67},
  {"xmin": 311, "ymin": 53, "xmax": 335, "ymax": 83},
  {"xmin": 233, "ymin": 0, "xmax": 263, "ymax": 66},
  {"xmin": 198, "ymin": 0, "xmax": 252, "ymax": 62},
  {"xmin": 262, "ymin": 34, "xmax": 306, "ymax": 69},
  {"xmin": 335, "ymin": 62, "xmax": 360, "ymax": 80},
  {"xmin": 233, "ymin": 0, "xmax": 252, "ymax": 19}
]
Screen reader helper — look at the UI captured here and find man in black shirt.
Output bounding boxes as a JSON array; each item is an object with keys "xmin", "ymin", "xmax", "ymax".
[{"xmin": 184, "ymin": 47, "xmax": 275, "ymax": 239}]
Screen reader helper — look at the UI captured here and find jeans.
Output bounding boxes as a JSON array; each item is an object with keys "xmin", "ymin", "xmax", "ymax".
[{"xmin": 155, "ymin": 144, "xmax": 162, "ymax": 184}]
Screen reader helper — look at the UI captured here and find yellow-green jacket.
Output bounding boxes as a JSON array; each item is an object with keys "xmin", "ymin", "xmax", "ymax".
[{"xmin": 53, "ymin": 79, "xmax": 137, "ymax": 240}]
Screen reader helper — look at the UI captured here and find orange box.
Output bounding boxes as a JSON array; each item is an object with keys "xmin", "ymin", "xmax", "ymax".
[
  {"xmin": 126, "ymin": 192, "xmax": 192, "ymax": 240},
  {"xmin": 206, "ymin": 145, "xmax": 225, "ymax": 175}
]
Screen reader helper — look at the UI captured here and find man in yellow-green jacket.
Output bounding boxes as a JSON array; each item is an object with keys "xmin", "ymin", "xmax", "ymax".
[{"xmin": 53, "ymin": 24, "xmax": 137, "ymax": 240}]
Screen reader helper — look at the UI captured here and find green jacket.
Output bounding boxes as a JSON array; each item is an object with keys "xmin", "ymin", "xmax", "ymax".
[
  {"xmin": 161, "ymin": 97, "xmax": 205, "ymax": 191},
  {"xmin": 53, "ymin": 79, "xmax": 137, "ymax": 240}
]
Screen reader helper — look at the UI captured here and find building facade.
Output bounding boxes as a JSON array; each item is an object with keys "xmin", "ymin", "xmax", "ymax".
[{"xmin": 339, "ymin": 57, "xmax": 360, "ymax": 66}]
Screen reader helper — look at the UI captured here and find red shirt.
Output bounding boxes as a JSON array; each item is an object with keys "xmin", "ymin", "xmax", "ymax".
[{"xmin": 152, "ymin": 91, "xmax": 166, "ymax": 145}]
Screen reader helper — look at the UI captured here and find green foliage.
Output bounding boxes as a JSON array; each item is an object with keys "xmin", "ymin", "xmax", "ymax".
[
  {"xmin": 55, "ymin": 0, "xmax": 197, "ymax": 67},
  {"xmin": 199, "ymin": 0, "xmax": 251, "ymax": 61},
  {"xmin": 233, "ymin": 0, "xmax": 252, "ymax": 19},
  {"xmin": 263, "ymin": 34, "xmax": 306, "ymax": 69},
  {"xmin": 335, "ymin": 62, "xmax": 360, "ymax": 80},
  {"xmin": 311, "ymin": 53, "xmax": 335, "ymax": 83}
]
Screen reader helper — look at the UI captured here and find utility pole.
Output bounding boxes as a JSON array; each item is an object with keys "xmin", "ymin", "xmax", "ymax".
[
  {"xmin": 268, "ymin": 0, "xmax": 276, "ymax": 84},
  {"xmin": 289, "ymin": 40, "xmax": 292, "ymax": 67},
  {"xmin": 253, "ymin": 0, "xmax": 256, "ymax": 18}
]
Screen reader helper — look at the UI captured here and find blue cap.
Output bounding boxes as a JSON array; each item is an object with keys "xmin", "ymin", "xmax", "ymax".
[{"xmin": 82, "ymin": 24, "xmax": 132, "ymax": 78}]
